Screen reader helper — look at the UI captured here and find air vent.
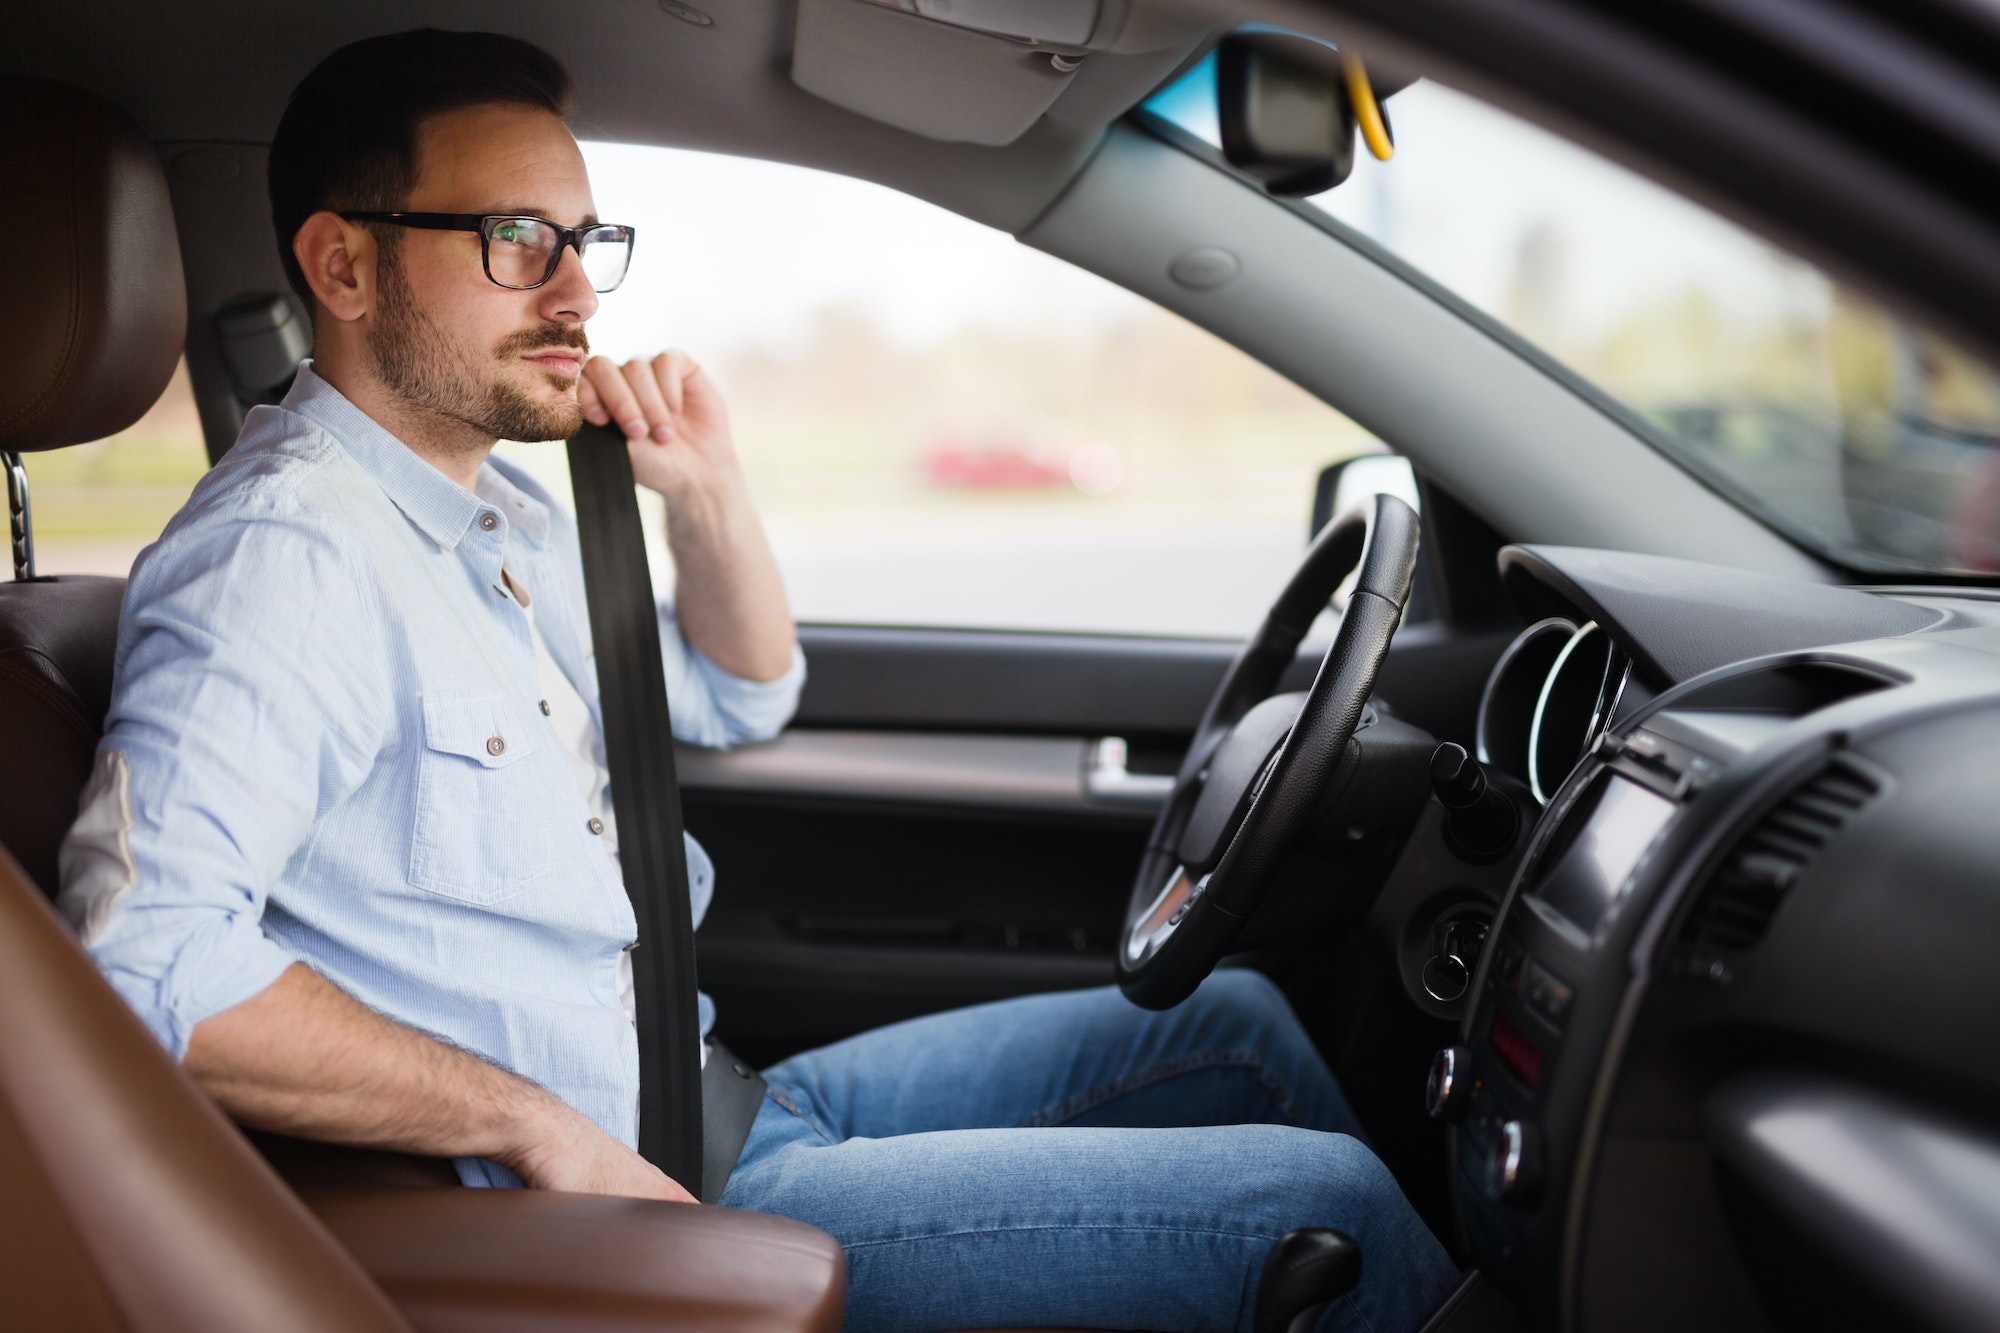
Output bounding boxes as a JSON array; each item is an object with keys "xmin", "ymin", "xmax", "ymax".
[{"xmin": 1672, "ymin": 759, "xmax": 1881, "ymax": 983}]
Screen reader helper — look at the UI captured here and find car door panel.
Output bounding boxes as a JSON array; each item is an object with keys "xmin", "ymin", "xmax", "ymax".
[{"xmin": 694, "ymin": 621, "xmax": 1515, "ymax": 1065}]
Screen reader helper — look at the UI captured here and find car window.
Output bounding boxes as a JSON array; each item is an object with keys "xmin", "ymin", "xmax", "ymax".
[
  {"xmin": 20, "ymin": 359, "xmax": 209, "ymax": 577},
  {"xmin": 1147, "ymin": 54, "xmax": 2000, "ymax": 578},
  {"xmin": 495, "ymin": 142, "xmax": 1388, "ymax": 639}
]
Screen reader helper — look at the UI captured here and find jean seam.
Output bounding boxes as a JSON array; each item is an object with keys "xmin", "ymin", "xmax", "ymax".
[
  {"xmin": 842, "ymin": 1221, "xmax": 1291, "ymax": 1252},
  {"xmin": 1337, "ymin": 1289, "xmax": 1379, "ymax": 1333},
  {"xmin": 1013, "ymin": 1047, "xmax": 1300, "ymax": 1128},
  {"xmin": 765, "ymin": 1085, "xmax": 839, "ymax": 1145}
]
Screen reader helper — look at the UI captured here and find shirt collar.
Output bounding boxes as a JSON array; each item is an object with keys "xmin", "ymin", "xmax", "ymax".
[{"xmin": 283, "ymin": 362, "xmax": 494, "ymax": 552}]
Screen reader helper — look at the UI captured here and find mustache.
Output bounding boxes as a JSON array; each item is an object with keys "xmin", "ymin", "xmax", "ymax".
[{"xmin": 497, "ymin": 325, "xmax": 590, "ymax": 359}]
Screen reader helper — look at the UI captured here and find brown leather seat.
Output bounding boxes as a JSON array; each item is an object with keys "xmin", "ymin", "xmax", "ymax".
[
  {"xmin": 0, "ymin": 840, "xmax": 419, "ymax": 1330},
  {"xmin": 0, "ymin": 73, "xmax": 186, "ymax": 901},
  {"xmin": 0, "ymin": 572, "xmax": 128, "ymax": 897},
  {"xmin": 0, "ymin": 74, "xmax": 846, "ymax": 1333}
]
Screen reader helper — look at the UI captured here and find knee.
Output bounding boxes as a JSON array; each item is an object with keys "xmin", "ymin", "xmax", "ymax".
[
  {"xmin": 1196, "ymin": 968, "xmax": 1298, "ymax": 1034},
  {"xmin": 1232, "ymin": 1125, "xmax": 1408, "ymax": 1221},
  {"xmin": 1304, "ymin": 1132, "xmax": 1437, "ymax": 1249}
]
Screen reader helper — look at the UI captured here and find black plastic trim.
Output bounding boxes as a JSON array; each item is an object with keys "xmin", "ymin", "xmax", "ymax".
[{"xmin": 1706, "ymin": 1071, "xmax": 2000, "ymax": 1333}]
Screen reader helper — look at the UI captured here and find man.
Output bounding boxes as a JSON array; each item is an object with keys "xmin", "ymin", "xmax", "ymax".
[{"xmin": 59, "ymin": 29, "xmax": 1457, "ymax": 1332}]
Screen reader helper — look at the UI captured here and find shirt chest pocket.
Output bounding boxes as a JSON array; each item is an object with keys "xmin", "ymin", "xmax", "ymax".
[{"xmin": 409, "ymin": 691, "xmax": 556, "ymax": 906}]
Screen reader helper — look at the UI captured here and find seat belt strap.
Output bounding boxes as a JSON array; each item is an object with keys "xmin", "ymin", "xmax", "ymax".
[{"xmin": 566, "ymin": 423, "xmax": 704, "ymax": 1192}]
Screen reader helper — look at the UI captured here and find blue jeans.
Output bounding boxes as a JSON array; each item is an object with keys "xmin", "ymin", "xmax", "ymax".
[{"xmin": 720, "ymin": 970, "xmax": 1460, "ymax": 1332}]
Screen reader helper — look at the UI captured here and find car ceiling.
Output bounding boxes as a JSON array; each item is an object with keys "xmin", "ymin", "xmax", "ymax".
[
  {"xmin": 2, "ymin": 0, "xmax": 1205, "ymax": 234},
  {"xmin": 13, "ymin": 0, "xmax": 2000, "ymax": 381}
]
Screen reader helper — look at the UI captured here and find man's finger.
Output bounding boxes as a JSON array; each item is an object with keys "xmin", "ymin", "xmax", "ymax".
[
  {"xmin": 654, "ymin": 350, "xmax": 692, "ymax": 417},
  {"xmin": 621, "ymin": 359, "xmax": 675, "ymax": 443},
  {"xmin": 586, "ymin": 359, "xmax": 647, "ymax": 440},
  {"xmin": 576, "ymin": 369, "xmax": 608, "ymax": 427}
]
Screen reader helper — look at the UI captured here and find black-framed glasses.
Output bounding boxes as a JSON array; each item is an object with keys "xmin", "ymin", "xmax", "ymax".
[{"xmin": 338, "ymin": 212, "xmax": 636, "ymax": 292}]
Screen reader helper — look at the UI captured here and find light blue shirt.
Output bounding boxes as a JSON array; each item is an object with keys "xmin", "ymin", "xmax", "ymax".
[{"xmin": 57, "ymin": 364, "xmax": 803, "ymax": 1185}]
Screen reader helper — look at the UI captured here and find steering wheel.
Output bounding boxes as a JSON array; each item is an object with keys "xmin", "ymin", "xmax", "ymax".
[{"xmin": 1117, "ymin": 493, "xmax": 1422, "ymax": 1010}]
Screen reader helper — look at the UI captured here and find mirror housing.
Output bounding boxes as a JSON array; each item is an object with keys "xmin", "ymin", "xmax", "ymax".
[
  {"xmin": 1217, "ymin": 32, "xmax": 1355, "ymax": 197},
  {"xmin": 1312, "ymin": 454, "xmax": 1436, "ymax": 622},
  {"xmin": 1312, "ymin": 453, "xmax": 1420, "ymax": 538}
]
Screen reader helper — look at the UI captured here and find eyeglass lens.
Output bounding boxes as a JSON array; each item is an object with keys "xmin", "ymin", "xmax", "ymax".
[{"xmin": 486, "ymin": 218, "xmax": 632, "ymax": 292}]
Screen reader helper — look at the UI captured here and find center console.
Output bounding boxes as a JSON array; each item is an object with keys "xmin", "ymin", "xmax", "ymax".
[{"xmin": 1427, "ymin": 712, "xmax": 1736, "ymax": 1322}]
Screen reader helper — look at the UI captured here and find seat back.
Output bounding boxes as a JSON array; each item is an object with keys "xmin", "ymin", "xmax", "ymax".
[
  {"xmin": 0, "ymin": 74, "xmax": 415, "ymax": 1331},
  {"xmin": 0, "ymin": 574, "xmax": 126, "ymax": 896},
  {"xmin": 0, "ymin": 71, "xmax": 186, "ymax": 894}
]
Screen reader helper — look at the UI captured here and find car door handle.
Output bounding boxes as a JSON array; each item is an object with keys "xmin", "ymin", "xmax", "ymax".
[{"xmin": 1084, "ymin": 737, "xmax": 1176, "ymax": 809}]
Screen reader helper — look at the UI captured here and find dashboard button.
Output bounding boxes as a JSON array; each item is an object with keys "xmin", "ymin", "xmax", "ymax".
[
  {"xmin": 1522, "ymin": 958, "xmax": 1575, "ymax": 1025},
  {"xmin": 1484, "ymin": 1119, "xmax": 1544, "ymax": 1208},
  {"xmin": 1426, "ymin": 1045, "xmax": 1473, "ymax": 1122}
]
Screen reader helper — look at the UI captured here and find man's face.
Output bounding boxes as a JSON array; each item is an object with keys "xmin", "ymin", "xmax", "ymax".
[{"xmin": 366, "ymin": 102, "xmax": 600, "ymax": 443}]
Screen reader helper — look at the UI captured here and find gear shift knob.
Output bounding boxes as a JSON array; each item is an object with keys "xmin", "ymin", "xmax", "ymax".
[{"xmin": 1254, "ymin": 1227, "xmax": 1362, "ymax": 1333}]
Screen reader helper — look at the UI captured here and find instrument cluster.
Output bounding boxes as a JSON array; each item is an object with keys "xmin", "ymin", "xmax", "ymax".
[{"xmin": 1476, "ymin": 618, "xmax": 1634, "ymax": 804}]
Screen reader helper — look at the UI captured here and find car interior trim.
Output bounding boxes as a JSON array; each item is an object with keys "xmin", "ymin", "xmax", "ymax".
[
  {"xmin": 1702, "ymin": 1071, "xmax": 2000, "ymax": 1333},
  {"xmin": 675, "ymin": 729, "xmax": 1158, "ymax": 817}
]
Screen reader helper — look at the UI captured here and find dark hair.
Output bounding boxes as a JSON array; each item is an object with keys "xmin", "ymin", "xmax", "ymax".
[{"xmin": 268, "ymin": 29, "xmax": 573, "ymax": 308}]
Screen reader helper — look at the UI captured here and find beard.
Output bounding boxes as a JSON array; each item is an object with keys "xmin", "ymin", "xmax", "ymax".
[{"xmin": 367, "ymin": 244, "xmax": 587, "ymax": 444}]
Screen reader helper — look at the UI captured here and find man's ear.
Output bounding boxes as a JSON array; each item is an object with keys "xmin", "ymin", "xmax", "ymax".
[{"xmin": 292, "ymin": 211, "xmax": 376, "ymax": 324}]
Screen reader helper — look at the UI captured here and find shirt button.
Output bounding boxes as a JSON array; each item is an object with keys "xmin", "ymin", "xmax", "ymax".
[
  {"xmin": 486, "ymin": 736, "xmax": 506, "ymax": 756},
  {"xmin": 588, "ymin": 817, "xmax": 606, "ymax": 835},
  {"xmin": 478, "ymin": 512, "xmax": 499, "ymax": 532},
  {"xmin": 540, "ymin": 699, "xmax": 551, "ymax": 716}
]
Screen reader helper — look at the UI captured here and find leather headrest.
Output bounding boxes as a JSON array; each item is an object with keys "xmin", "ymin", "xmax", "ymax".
[{"xmin": 0, "ymin": 78, "xmax": 186, "ymax": 453}]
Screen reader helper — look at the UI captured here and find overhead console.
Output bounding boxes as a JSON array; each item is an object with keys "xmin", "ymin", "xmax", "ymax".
[{"xmin": 789, "ymin": 0, "xmax": 1207, "ymax": 145}]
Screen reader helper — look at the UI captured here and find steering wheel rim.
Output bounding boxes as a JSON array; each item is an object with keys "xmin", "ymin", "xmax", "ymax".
[{"xmin": 1116, "ymin": 492, "xmax": 1422, "ymax": 1010}]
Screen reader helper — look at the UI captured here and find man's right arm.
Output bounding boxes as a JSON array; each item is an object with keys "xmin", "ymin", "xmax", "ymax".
[
  {"xmin": 63, "ymin": 494, "xmax": 689, "ymax": 1201},
  {"xmin": 184, "ymin": 963, "xmax": 693, "ymax": 1201}
]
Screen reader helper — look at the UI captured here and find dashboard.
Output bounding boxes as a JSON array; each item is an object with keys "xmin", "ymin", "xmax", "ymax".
[{"xmin": 1432, "ymin": 545, "xmax": 2000, "ymax": 1333}]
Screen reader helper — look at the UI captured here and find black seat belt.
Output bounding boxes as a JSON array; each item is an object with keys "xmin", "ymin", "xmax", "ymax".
[{"xmin": 567, "ymin": 422, "xmax": 764, "ymax": 1202}]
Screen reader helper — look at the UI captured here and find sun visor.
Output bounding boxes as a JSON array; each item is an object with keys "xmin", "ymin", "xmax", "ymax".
[{"xmin": 790, "ymin": 0, "xmax": 1206, "ymax": 146}]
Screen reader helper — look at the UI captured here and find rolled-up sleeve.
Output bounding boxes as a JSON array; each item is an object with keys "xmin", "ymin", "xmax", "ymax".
[
  {"xmin": 657, "ymin": 598, "xmax": 805, "ymax": 750},
  {"xmin": 57, "ymin": 500, "xmax": 387, "ymax": 1058}
]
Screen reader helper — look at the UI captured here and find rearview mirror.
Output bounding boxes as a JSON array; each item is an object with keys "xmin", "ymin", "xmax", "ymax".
[
  {"xmin": 1216, "ymin": 33, "xmax": 1409, "ymax": 198},
  {"xmin": 1216, "ymin": 33, "xmax": 1355, "ymax": 197}
]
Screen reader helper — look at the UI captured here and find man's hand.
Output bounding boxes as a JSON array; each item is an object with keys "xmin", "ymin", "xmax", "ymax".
[
  {"xmin": 501, "ymin": 1098, "xmax": 699, "ymax": 1203},
  {"xmin": 575, "ymin": 351, "xmax": 797, "ymax": 683},
  {"xmin": 578, "ymin": 351, "xmax": 739, "ymax": 505}
]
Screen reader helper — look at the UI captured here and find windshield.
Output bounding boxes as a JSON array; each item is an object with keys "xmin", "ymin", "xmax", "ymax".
[{"xmin": 1146, "ymin": 58, "xmax": 2000, "ymax": 578}]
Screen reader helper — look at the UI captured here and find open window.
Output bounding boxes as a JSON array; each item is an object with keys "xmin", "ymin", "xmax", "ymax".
[{"xmin": 497, "ymin": 141, "xmax": 1397, "ymax": 639}]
